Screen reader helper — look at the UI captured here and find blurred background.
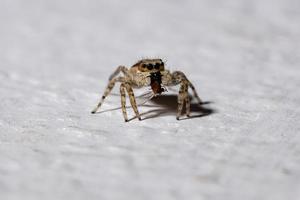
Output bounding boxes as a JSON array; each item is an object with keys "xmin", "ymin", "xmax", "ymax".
[{"xmin": 0, "ymin": 0, "xmax": 300, "ymax": 200}]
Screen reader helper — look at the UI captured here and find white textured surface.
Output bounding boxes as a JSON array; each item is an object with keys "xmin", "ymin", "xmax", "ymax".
[{"xmin": 1, "ymin": 0, "xmax": 300, "ymax": 200}]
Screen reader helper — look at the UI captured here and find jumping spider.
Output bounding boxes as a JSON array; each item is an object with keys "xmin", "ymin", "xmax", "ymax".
[{"xmin": 91, "ymin": 59, "xmax": 203, "ymax": 122}]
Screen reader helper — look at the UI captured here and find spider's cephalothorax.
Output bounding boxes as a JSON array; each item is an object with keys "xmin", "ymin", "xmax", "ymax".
[
  {"xmin": 134, "ymin": 58, "xmax": 165, "ymax": 72},
  {"xmin": 91, "ymin": 58, "xmax": 203, "ymax": 122},
  {"xmin": 133, "ymin": 59, "xmax": 166, "ymax": 94}
]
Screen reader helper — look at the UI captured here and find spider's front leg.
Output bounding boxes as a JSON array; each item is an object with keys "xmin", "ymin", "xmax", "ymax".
[
  {"xmin": 120, "ymin": 83, "xmax": 141, "ymax": 122},
  {"xmin": 91, "ymin": 77, "xmax": 124, "ymax": 114},
  {"xmin": 177, "ymin": 79, "xmax": 190, "ymax": 120},
  {"xmin": 109, "ymin": 66, "xmax": 130, "ymax": 81},
  {"xmin": 170, "ymin": 71, "xmax": 203, "ymax": 120}
]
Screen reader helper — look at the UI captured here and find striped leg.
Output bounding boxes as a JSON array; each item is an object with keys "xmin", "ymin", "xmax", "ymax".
[
  {"xmin": 170, "ymin": 71, "xmax": 197, "ymax": 119},
  {"xmin": 171, "ymin": 71, "xmax": 202, "ymax": 105},
  {"xmin": 170, "ymin": 71, "xmax": 204, "ymax": 119},
  {"xmin": 185, "ymin": 93, "xmax": 191, "ymax": 117},
  {"xmin": 188, "ymin": 82, "xmax": 202, "ymax": 104},
  {"xmin": 91, "ymin": 77, "xmax": 124, "ymax": 114},
  {"xmin": 109, "ymin": 66, "xmax": 129, "ymax": 81},
  {"xmin": 176, "ymin": 81, "xmax": 189, "ymax": 120},
  {"xmin": 120, "ymin": 83, "xmax": 128, "ymax": 122},
  {"xmin": 119, "ymin": 83, "xmax": 141, "ymax": 122},
  {"xmin": 125, "ymin": 83, "xmax": 141, "ymax": 121}
]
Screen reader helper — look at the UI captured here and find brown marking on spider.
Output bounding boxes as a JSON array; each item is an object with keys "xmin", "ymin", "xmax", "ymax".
[{"xmin": 91, "ymin": 58, "xmax": 203, "ymax": 122}]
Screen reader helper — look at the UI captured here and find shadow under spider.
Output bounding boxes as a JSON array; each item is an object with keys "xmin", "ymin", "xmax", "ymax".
[
  {"xmin": 94, "ymin": 94, "xmax": 216, "ymax": 121},
  {"xmin": 137, "ymin": 95, "xmax": 216, "ymax": 121}
]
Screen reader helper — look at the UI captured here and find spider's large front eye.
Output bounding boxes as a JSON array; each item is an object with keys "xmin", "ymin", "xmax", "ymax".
[
  {"xmin": 147, "ymin": 64, "xmax": 153, "ymax": 70},
  {"xmin": 154, "ymin": 63, "xmax": 160, "ymax": 70}
]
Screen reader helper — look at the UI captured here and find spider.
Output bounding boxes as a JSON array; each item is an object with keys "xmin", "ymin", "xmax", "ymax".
[{"xmin": 91, "ymin": 59, "xmax": 203, "ymax": 122}]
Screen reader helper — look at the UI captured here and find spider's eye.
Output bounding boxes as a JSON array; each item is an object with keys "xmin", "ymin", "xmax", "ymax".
[
  {"xmin": 154, "ymin": 63, "xmax": 160, "ymax": 70},
  {"xmin": 147, "ymin": 64, "xmax": 153, "ymax": 70},
  {"xmin": 142, "ymin": 64, "xmax": 146, "ymax": 68}
]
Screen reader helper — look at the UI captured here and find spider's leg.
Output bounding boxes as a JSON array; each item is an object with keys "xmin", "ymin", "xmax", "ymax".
[
  {"xmin": 120, "ymin": 83, "xmax": 128, "ymax": 122},
  {"xmin": 170, "ymin": 71, "xmax": 202, "ymax": 104},
  {"xmin": 109, "ymin": 66, "xmax": 129, "ymax": 81},
  {"xmin": 169, "ymin": 71, "xmax": 197, "ymax": 119},
  {"xmin": 188, "ymin": 81, "xmax": 202, "ymax": 104},
  {"xmin": 125, "ymin": 83, "xmax": 141, "ymax": 121},
  {"xmin": 91, "ymin": 77, "xmax": 124, "ymax": 114},
  {"xmin": 177, "ymin": 81, "xmax": 189, "ymax": 120},
  {"xmin": 185, "ymin": 92, "xmax": 191, "ymax": 117}
]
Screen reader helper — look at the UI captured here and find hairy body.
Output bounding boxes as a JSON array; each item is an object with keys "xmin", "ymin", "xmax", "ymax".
[{"xmin": 91, "ymin": 59, "xmax": 202, "ymax": 122}]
